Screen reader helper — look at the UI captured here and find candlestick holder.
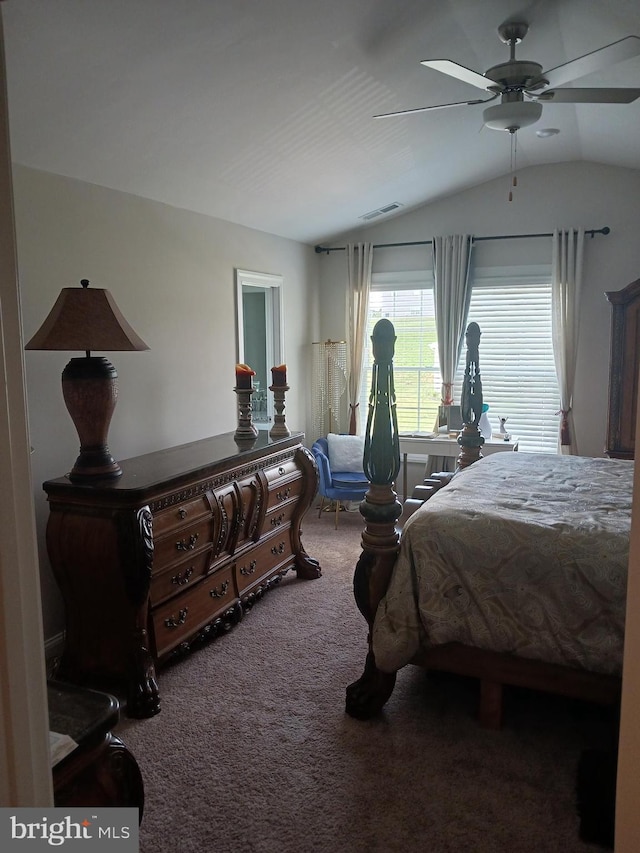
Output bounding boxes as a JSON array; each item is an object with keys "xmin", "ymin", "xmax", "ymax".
[
  {"xmin": 234, "ymin": 386, "xmax": 259, "ymax": 442},
  {"xmin": 269, "ymin": 383, "xmax": 290, "ymax": 438}
]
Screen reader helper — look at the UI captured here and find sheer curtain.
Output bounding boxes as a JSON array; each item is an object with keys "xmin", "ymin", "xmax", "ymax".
[
  {"xmin": 551, "ymin": 228, "xmax": 584, "ymax": 455},
  {"xmin": 346, "ymin": 242, "xmax": 373, "ymax": 434},
  {"xmin": 427, "ymin": 234, "xmax": 474, "ymax": 474}
]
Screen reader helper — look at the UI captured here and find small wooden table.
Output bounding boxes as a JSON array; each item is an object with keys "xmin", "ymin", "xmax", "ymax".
[
  {"xmin": 49, "ymin": 680, "xmax": 144, "ymax": 817},
  {"xmin": 398, "ymin": 434, "xmax": 519, "ymax": 501}
]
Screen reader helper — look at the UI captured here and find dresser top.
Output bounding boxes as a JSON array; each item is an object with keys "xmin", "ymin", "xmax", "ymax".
[{"xmin": 43, "ymin": 431, "xmax": 304, "ymax": 502}]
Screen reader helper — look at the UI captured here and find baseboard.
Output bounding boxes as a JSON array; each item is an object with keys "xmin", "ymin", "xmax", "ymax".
[{"xmin": 45, "ymin": 631, "xmax": 65, "ymax": 676}]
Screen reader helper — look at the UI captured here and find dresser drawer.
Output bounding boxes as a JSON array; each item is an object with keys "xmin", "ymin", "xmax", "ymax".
[
  {"xmin": 263, "ymin": 500, "xmax": 297, "ymax": 534},
  {"xmin": 266, "ymin": 474, "xmax": 303, "ymax": 510},
  {"xmin": 234, "ymin": 532, "xmax": 294, "ymax": 594},
  {"xmin": 151, "ymin": 566, "xmax": 236, "ymax": 659},
  {"xmin": 153, "ymin": 495, "xmax": 212, "ymax": 537},
  {"xmin": 153, "ymin": 517, "xmax": 214, "ymax": 571},
  {"xmin": 264, "ymin": 458, "xmax": 299, "ymax": 484},
  {"xmin": 150, "ymin": 549, "xmax": 211, "ymax": 606}
]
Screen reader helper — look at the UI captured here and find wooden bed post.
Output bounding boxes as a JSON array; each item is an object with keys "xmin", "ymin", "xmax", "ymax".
[
  {"xmin": 346, "ymin": 319, "xmax": 403, "ymax": 719},
  {"xmin": 457, "ymin": 321, "xmax": 484, "ymax": 470}
]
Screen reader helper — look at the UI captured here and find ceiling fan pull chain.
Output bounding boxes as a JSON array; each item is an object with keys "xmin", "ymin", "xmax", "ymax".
[{"xmin": 508, "ymin": 129, "xmax": 517, "ymax": 201}]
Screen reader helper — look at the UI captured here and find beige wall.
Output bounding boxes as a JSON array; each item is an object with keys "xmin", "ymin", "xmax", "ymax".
[
  {"xmin": 13, "ymin": 165, "xmax": 320, "ymax": 641},
  {"xmin": 318, "ymin": 161, "xmax": 640, "ymax": 459}
]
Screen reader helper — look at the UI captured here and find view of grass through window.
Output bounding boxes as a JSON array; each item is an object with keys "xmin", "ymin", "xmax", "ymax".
[{"xmin": 360, "ymin": 287, "xmax": 441, "ymax": 434}]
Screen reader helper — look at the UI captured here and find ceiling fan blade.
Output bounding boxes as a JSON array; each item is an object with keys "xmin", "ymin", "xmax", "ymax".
[
  {"xmin": 535, "ymin": 35, "xmax": 640, "ymax": 90},
  {"xmin": 374, "ymin": 95, "xmax": 497, "ymax": 119},
  {"xmin": 420, "ymin": 59, "xmax": 495, "ymax": 92},
  {"xmin": 534, "ymin": 87, "xmax": 640, "ymax": 103}
]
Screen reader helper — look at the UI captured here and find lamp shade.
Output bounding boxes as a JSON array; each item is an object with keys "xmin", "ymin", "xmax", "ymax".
[{"xmin": 25, "ymin": 279, "xmax": 149, "ymax": 352}]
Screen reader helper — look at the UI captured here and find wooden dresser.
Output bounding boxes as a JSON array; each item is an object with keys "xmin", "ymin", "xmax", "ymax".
[
  {"xmin": 606, "ymin": 278, "xmax": 640, "ymax": 459},
  {"xmin": 44, "ymin": 431, "xmax": 320, "ymax": 718}
]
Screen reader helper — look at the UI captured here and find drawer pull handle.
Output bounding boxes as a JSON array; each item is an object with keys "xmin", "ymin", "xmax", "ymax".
[
  {"xmin": 240, "ymin": 559, "xmax": 257, "ymax": 576},
  {"xmin": 276, "ymin": 487, "xmax": 291, "ymax": 502},
  {"xmin": 176, "ymin": 533, "xmax": 199, "ymax": 551},
  {"xmin": 271, "ymin": 541, "xmax": 286, "ymax": 556},
  {"xmin": 270, "ymin": 513, "xmax": 286, "ymax": 527},
  {"xmin": 278, "ymin": 466, "xmax": 286, "ymax": 475},
  {"xmin": 178, "ymin": 508, "xmax": 188, "ymax": 519},
  {"xmin": 210, "ymin": 580, "xmax": 230, "ymax": 598},
  {"xmin": 171, "ymin": 566, "xmax": 194, "ymax": 586},
  {"xmin": 165, "ymin": 608, "xmax": 188, "ymax": 628}
]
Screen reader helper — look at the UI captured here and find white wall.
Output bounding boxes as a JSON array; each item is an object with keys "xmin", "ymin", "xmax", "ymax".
[
  {"xmin": 12, "ymin": 165, "xmax": 319, "ymax": 642},
  {"xmin": 318, "ymin": 161, "xmax": 640, "ymax": 461}
]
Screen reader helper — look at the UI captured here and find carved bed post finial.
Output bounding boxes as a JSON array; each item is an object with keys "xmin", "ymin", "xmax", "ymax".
[
  {"xmin": 457, "ymin": 321, "xmax": 484, "ymax": 470},
  {"xmin": 362, "ymin": 318, "xmax": 402, "ymax": 490},
  {"xmin": 346, "ymin": 318, "xmax": 403, "ymax": 720}
]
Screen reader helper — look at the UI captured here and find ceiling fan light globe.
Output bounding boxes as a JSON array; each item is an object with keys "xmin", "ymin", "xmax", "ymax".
[{"xmin": 483, "ymin": 100, "xmax": 543, "ymax": 131}]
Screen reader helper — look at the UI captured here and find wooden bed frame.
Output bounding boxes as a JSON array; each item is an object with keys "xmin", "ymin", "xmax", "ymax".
[{"xmin": 346, "ymin": 319, "xmax": 622, "ymax": 728}]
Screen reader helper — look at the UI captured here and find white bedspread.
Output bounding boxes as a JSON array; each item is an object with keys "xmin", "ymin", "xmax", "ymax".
[{"xmin": 372, "ymin": 453, "xmax": 632, "ymax": 675}]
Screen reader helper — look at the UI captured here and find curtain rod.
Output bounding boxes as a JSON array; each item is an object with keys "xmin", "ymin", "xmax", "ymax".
[{"xmin": 314, "ymin": 226, "xmax": 610, "ymax": 254}]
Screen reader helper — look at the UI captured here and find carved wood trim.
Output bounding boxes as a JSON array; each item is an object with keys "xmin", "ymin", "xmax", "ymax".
[{"xmin": 148, "ymin": 448, "xmax": 297, "ymax": 511}]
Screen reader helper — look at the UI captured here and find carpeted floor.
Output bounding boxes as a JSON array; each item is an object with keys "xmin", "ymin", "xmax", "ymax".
[{"xmin": 117, "ymin": 504, "xmax": 613, "ymax": 852}]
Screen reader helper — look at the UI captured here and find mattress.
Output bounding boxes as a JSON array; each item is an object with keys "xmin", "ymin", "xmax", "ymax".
[{"xmin": 372, "ymin": 452, "xmax": 633, "ymax": 675}]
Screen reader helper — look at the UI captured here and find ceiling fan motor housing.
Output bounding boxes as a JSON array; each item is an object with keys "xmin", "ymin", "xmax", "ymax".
[{"xmin": 484, "ymin": 60, "xmax": 546, "ymax": 91}]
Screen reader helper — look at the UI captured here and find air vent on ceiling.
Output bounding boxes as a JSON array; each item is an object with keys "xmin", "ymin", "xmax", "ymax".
[{"xmin": 359, "ymin": 202, "xmax": 403, "ymax": 221}]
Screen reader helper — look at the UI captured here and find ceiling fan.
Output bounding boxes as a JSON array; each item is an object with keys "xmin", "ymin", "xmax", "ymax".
[{"xmin": 375, "ymin": 22, "xmax": 640, "ymax": 132}]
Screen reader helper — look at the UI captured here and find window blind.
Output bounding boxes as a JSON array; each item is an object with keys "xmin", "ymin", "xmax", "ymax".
[{"xmin": 458, "ymin": 278, "xmax": 560, "ymax": 454}]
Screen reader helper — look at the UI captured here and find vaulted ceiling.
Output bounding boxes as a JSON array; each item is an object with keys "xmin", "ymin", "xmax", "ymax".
[{"xmin": 3, "ymin": 0, "xmax": 640, "ymax": 244}]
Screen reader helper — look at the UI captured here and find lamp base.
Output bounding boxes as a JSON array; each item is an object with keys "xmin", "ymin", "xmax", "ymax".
[{"xmin": 62, "ymin": 356, "xmax": 122, "ymax": 482}]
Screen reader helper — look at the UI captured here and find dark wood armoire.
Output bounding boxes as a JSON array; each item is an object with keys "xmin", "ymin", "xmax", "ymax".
[{"xmin": 606, "ymin": 278, "xmax": 640, "ymax": 459}]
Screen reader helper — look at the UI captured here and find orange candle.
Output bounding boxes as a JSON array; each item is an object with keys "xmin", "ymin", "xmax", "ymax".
[
  {"xmin": 271, "ymin": 364, "xmax": 287, "ymax": 387},
  {"xmin": 235, "ymin": 363, "xmax": 255, "ymax": 389}
]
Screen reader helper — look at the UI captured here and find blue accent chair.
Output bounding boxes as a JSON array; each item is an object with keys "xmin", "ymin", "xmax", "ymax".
[{"xmin": 311, "ymin": 437, "xmax": 369, "ymax": 528}]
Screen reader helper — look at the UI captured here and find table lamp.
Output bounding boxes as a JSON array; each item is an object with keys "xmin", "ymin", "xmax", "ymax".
[{"xmin": 25, "ymin": 279, "xmax": 149, "ymax": 482}]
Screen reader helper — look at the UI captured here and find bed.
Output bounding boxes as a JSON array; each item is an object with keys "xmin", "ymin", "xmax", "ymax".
[{"xmin": 346, "ymin": 319, "xmax": 630, "ymax": 727}]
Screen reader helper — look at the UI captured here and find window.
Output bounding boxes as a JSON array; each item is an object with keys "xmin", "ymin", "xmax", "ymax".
[
  {"xmin": 359, "ymin": 266, "xmax": 560, "ymax": 453},
  {"xmin": 359, "ymin": 272, "xmax": 440, "ymax": 434}
]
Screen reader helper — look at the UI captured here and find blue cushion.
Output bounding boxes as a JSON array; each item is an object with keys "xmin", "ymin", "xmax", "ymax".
[{"xmin": 332, "ymin": 471, "xmax": 369, "ymax": 489}]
